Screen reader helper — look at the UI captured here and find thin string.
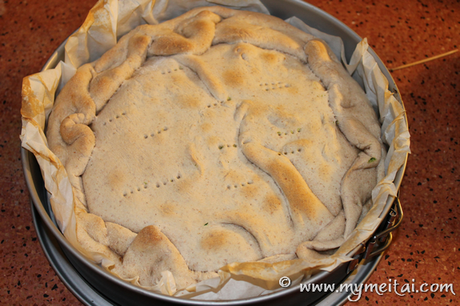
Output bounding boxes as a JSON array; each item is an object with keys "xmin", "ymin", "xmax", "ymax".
[{"xmin": 389, "ymin": 49, "xmax": 458, "ymax": 72}]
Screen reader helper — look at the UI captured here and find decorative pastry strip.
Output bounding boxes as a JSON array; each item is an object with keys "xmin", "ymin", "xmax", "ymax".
[{"xmin": 305, "ymin": 39, "xmax": 382, "ymax": 237}]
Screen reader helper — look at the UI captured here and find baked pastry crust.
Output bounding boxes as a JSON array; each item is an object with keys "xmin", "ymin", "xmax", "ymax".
[{"xmin": 47, "ymin": 6, "xmax": 382, "ymax": 291}]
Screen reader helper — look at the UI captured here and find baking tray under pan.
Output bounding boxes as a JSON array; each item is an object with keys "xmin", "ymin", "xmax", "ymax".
[{"xmin": 22, "ymin": 0, "xmax": 408, "ymax": 305}]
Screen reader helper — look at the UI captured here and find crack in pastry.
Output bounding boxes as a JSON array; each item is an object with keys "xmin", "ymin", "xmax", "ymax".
[{"xmin": 47, "ymin": 6, "xmax": 383, "ymax": 292}]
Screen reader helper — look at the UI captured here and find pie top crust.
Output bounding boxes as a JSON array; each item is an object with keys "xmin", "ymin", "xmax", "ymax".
[{"xmin": 46, "ymin": 6, "xmax": 382, "ymax": 290}]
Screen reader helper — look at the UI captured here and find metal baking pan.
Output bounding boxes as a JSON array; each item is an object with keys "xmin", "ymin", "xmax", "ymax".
[
  {"xmin": 22, "ymin": 0, "xmax": 408, "ymax": 305},
  {"xmin": 30, "ymin": 198, "xmax": 390, "ymax": 306}
]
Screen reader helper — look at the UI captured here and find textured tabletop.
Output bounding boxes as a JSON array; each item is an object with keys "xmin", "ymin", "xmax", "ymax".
[{"xmin": 1, "ymin": 0, "xmax": 459, "ymax": 305}]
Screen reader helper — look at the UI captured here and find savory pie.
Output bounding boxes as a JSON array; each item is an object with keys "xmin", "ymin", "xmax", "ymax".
[{"xmin": 46, "ymin": 6, "xmax": 382, "ymax": 291}]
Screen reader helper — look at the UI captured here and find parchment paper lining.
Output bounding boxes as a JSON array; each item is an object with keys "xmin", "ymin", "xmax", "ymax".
[{"xmin": 20, "ymin": 0, "xmax": 410, "ymax": 300}]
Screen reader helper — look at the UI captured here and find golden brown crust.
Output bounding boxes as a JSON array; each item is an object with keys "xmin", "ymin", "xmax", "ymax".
[{"xmin": 47, "ymin": 7, "xmax": 382, "ymax": 291}]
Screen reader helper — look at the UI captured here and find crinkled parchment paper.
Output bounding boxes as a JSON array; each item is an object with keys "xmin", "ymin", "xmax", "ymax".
[{"xmin": 20, "ymin": 0, "xmax": 410, "ymax": 300}]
